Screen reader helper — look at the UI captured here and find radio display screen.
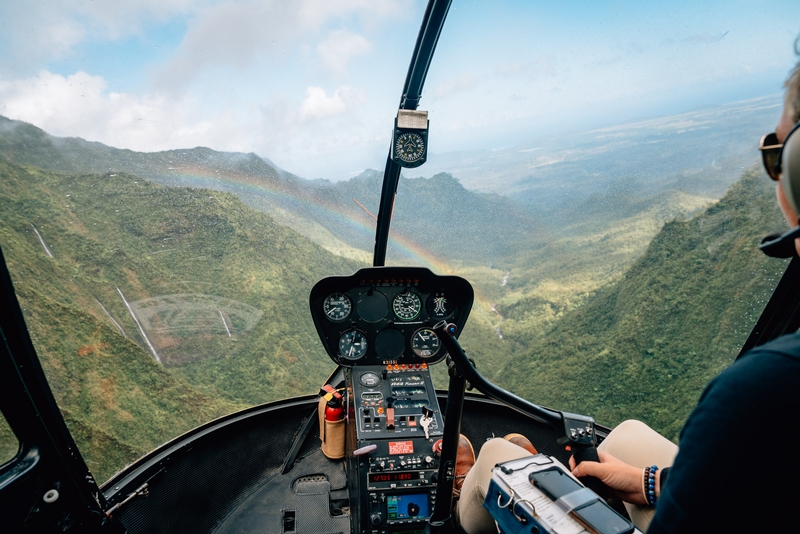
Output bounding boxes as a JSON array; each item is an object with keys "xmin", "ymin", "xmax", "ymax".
[
  {"xmin": 386, "ymin": 493, "xmax": 430, "ymax": 520},
  {"xmin": 369, "ymin": 472, "xmax": 416, "ymax": 483}
]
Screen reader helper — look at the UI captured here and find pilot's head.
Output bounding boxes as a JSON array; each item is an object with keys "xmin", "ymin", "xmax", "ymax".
[{"xmin": 773, "ymin": 58, "xmax": 800, "ymax": 254}]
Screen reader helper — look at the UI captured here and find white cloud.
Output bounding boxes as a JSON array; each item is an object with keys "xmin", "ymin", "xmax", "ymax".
[
  {"xmin": 0, "ymin": 70, "xmax": 383, "ymax": 179},
  {"xmin": 154, "ymin": 0, "xmax": 402, "ymax": 88},
  {"xmin": 0, "ymin": 0, "xmax": 204, "ymax": 76},
  {"xmin": 0, "ymin": 70, "xmax": 204, "ymax": 152},
  {"xmin": 299, "ymin": 86, "xmax": 365, "ymax": 121},
  {"xmin": 495, "ymin": 62, "xmax": 522, "ymax": 76},
  {"xmin": 432, "ymin": 73, "xmax": 479, "ymax": 100},
  {"xmin": 317, "ymin": 30, "xmax": 372, "ymax": 75}
]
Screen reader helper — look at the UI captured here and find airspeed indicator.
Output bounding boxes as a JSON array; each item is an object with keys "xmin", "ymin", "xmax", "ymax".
[
  {"xmin": 411, "ymin": 328, "xmax": 441, "ymax": 358},
  {"xmin": 393, "ymin": 291, "xmax": 421, "ymax": 321}
]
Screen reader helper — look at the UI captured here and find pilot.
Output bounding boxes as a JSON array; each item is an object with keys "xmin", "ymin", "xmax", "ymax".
[{"xmin": 455, "ymin": 50, "xmax": 800, "ymax": 534}]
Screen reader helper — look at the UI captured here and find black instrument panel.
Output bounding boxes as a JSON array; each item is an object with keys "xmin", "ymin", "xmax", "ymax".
[{"xmin": 309, "ymin": 267, "xmax": 473, "ymax": 367}]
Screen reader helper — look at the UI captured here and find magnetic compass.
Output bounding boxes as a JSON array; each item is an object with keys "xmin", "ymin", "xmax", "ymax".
[
  {"xmin": 391, "ymin": 109, "xmax": 428, "ymax": 168},
  {"xmin": 394, "ymin": 132, "xmax": 426, "ymax": 164}
]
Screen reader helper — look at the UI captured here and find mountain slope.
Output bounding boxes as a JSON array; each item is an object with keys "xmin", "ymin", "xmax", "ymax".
[
  {"xmin": 0, "ymin": 157, "xmax": 369, "ymax": 479},
  {"xmin": 0, "ymin": 116, "xmax": 542, "ymax": 264},
  {"xmin": 494, "ymin": 168, "xmax": 789, "ymax": 440}
]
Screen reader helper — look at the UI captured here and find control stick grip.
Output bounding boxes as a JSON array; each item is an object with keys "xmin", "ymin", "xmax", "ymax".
[{"xmin": 571, "ymin": 446, "xmax": 608, "ymax": 498}]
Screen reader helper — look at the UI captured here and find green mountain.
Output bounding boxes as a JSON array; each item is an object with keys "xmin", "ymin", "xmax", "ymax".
[
  {"xmin": 492, "ymin": 168, "xmax": 788, "ymax": 441},
  {"xmin": 0, "ymin": 154, "xmax": 518, "ymax": 480},
  {"xmin": 0, "ymin": 116, "xmax": 542, "ymax": 265},
  {"xmin": 0, "ymin": 156, "xmax": 368, "ymax": 480}
]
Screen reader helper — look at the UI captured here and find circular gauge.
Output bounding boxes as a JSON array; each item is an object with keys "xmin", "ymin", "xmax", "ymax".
[
  {"xmin": 411, "ymin": 328, "xmax": 441, "ymax": 358},
  {"xmin": 394, "ymin": 132, "xmax": 426, "ymax": 163},
  {"xmin": 323, "ymin": 293, "xmax": 352, "ymax": 322},
  {"xmin": 393, "ymin": 291, "xmax": 421, "ymax": 321},
  {"xmin": 359, "ymin": 371, "xmax": 381, "ymax": 387},
  {"xmin": 338, "ymin": 330, "xmax": 368, "ymax": 360},
  {"xmin": 426, "ymin": 292, "xmax": 453, "ymax": 320},
  {"xmin": 357, "ymin": 290, "xmax": 389, "ymax": 323},
  {"xmin": 375, "ymin": 328, "xmax": 405, "ymax": 360}
]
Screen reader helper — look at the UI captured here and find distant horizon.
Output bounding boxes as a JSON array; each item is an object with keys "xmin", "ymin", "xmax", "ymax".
[
  {"xmin": 0, "ymin": 91, "xmax": 784, "ymax": 188},
  {"xmin": 1, "ymin": 2, "xmax": 798, "ymax": 181}
]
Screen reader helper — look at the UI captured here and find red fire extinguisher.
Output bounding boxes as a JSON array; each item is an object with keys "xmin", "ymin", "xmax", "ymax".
[
  {"xmin": 321, "ymin": 385, "xmax": 344, "ymax": 421},
  {"xmin": 325, "ymin": 398, "xmax": 343, "ymax": 421}
]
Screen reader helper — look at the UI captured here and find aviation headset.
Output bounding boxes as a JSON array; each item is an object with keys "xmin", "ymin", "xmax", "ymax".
[
  {"xmin": 780, "ymin": 121, "xmax": 800, "ymax": 215},
  {"xmin": 760, "ymin": 121, "xmax": 800, "ymax": 258}
]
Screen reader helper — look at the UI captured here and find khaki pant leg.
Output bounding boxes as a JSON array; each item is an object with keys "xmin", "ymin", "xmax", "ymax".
[
  {"xmin": 456, "ymin": 438, "xmax": 533, "ymax": 534},
  {"xmin": 598, "ymin": 420, "xmax": 679, "ymax": 532}
]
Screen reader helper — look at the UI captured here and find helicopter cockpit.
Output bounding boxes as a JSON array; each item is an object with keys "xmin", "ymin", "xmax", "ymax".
[{"xmin": 2, "ymin": 1, "xmax": 800, "ymax": 533}]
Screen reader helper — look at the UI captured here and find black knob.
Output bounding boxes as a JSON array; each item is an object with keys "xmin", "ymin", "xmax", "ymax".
[
  {"xmin": 431, "ymin": 472, "xmax": 438, "ymax": 483},
  {"xmin": 370, "ymin": 514, "xmax": 382, "ymax": 526}
]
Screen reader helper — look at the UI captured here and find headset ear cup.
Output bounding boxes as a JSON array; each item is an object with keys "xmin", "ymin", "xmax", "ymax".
[{"xmin": 781, "ymin": 128, "xmax": 800, "ymax": 216}]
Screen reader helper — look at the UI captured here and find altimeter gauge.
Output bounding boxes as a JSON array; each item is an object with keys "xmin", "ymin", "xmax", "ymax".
[
  {"xmin": 323, "ymin": 292, "xmax": 352, "ymax": 322},
  {"xmin": 411, "ymin": 328, "xmax": 441, "ymax": 358},
  {"xmin": 339, "ymin": 330, "xmax": 368, "ymax": 360},
  {"xmin": 393, "ymin": 291, "xmax": 421, "ymax": 321}
]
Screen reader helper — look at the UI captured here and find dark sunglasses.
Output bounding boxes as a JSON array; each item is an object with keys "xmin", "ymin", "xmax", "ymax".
[{"xmin": 760, "ymin": 122, "xmax": 800, "ymax": 181}]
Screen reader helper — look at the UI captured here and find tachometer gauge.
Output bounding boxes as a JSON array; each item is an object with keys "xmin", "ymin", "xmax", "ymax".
[
  {"xmin": 411, "ymin": 328, "xmax": 441, "ymax": 358},
  {"xmin": 323, "ymin": 293, "xmax": 352, "ymax": 322},
  {"xmin": 338, "ymin": 330, "xmax": 368, "ymax": 360},
  {"xmin": 393, "ymin": 291, "xmax": 421, "ymax": 321}
]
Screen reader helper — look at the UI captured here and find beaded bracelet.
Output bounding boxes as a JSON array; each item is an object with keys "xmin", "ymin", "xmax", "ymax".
[{"xmin": 643, "ymin": 465, "xmax": 658, "ymax": 506}]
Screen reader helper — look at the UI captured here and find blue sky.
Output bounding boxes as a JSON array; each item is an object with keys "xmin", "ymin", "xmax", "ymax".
[{"xmin": 0, "ymin": 0, "xmax": 798, "ymax": 180}]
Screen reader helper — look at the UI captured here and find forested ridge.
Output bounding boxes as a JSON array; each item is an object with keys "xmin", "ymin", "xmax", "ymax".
[
  {"xmin": 0, "ymin": 116, "xmax": 789, "ymax": 479},
  {"xmin": 493, "ymin": 169, "xmax": 788, "ymax": 440}
]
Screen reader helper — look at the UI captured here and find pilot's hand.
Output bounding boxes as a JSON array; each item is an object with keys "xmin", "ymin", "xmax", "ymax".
[{"xmin": 569, "ymin": 451, "xmax": 648, "ymax": 505}]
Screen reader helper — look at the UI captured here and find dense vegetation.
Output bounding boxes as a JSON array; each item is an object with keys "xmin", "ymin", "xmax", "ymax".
[
  {"xmin": 494, "ymin": 169, "xmax": 788, "ymax": 440},
  {"xmin": 0, "ymin": 155, "xmax": 515, "ymax": 480},
  {"xmin": 0, "ymin": 157, "xmax": 362, "ymax": 480},
  {"xmin": 0, "ymin": 114, "xmax": 788, "ymax": 481}
]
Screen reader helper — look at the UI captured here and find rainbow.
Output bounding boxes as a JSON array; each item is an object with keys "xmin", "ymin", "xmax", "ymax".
[{"xmin": 153, "ymin": 164, "xmax": 456, "ymax": 274}]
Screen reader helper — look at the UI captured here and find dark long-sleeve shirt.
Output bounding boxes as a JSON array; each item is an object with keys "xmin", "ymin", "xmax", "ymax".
[{"xmin": 647, "ymin": 332, "xmax": 800, "ymax": 533}]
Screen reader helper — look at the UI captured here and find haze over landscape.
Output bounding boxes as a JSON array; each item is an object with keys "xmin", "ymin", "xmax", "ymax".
[{"xmin": 0, "ymin": 0, "xmax": 797, "ymax": 484}]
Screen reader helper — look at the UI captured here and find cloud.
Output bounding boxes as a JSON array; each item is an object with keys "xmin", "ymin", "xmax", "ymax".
[
  {"xmin": 0, "ymin": 0, "xmax": 204, "ymax": 76},
  {"xmin": 318, "ymin": 29, "xmax": 372, "ymax": 75},
  {"xmin": 0, "ymin": 69, "xmax": 381, "ymax": 178},
  {"xmin": 0, "ymin": 70, "xmax": 189, "ymax": 150},
  {"xmin": 154, "ymin": 0, "xmax": 402, "ymax": 88},
  {"xmin": 495, "ymin": 62, "xmax": 522, "ymax": 76},
  {"xmin": 299, "ymin": 86, "xmax": 365, "ymax": 121},
  {"xmin": 432, "ymin": 73, "xmax": 479, "ymax": 100}
]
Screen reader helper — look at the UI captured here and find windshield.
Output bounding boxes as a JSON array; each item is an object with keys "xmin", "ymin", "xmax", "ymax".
[{"xmin": 0, "ymin": 1, "xmax": 797, "ymax": 482}]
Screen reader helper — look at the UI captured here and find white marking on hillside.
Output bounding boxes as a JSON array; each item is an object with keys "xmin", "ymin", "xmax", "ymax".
[
  {"xmin": 30, "ymin": 224, "xmax": 53, "ymax": 258},
  {"xmin": 117, "ymin": 287, "xmax": 161, "ymax": 364},
  {"xmin": 218, "ymin": 309, "xmax": 232, "ymax": 337},
  {"xmin": 501, "ymin": 272, "xmax": 509, "ymax": 286},
  {"xmin": 95, "ymin": 298, "xmax": 127, "ymax": 338}
]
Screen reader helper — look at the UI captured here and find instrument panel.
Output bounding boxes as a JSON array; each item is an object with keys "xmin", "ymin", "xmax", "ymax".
[{"xmin": 309, "ymin": 267, "xmax": 473, "ymax": 366}]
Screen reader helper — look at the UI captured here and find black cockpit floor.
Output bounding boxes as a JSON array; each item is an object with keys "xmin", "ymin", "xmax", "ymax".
[{"xmin": 214, "ymin": 448, "xmax": 350, "ymax": 534}]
